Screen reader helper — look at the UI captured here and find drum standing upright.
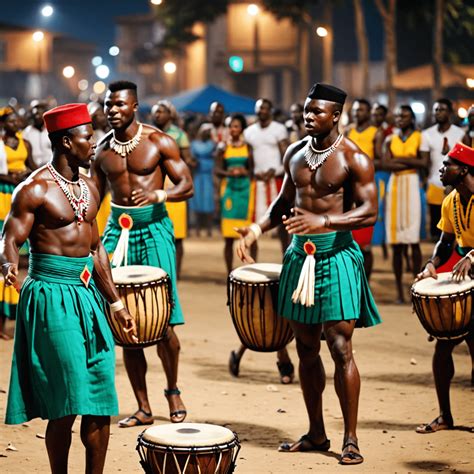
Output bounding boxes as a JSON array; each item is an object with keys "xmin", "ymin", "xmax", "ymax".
[
  {"xmin": 137, "ymin": 423, "xmax": 240, "ymax": 474},
  {"xmin": 411, "ymin": 272, "xmax": 473, "ymax": 340},
  {"xmin": 227, "ymin": 263, "xmax": 294, "ymax": 352},
  {"xmin": 107, "ymin": 265, "xmax": 172, "ymax": 347}
]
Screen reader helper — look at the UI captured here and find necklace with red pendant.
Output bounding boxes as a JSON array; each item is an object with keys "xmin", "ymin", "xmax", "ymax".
[{"xmin": 47, "ymin": 162, "xmax": 90, "ymax": 224}]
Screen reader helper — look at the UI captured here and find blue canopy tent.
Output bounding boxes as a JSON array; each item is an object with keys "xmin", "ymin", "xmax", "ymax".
[{"xmin": 145, "ymin": 84, "xmax": 256, "ymax": 115}]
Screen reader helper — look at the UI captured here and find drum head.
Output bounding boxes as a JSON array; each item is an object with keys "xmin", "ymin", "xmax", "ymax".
[
  {"xmin": 112, "ymin": 265, "xmax": 168, "ymax": 284},
  {"xmin": 412, "ymin": 272, "xmax": 474, "ymax": 296},
  {"xmin": 141, "ymin": 423, "xmax": 235, "ymax": 447},
  {"xmin": 230, "ymin": 263, "xmax": 282, "ymax": 283}
]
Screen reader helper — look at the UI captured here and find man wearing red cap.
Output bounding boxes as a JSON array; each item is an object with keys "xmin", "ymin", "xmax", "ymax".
[
  {"xmin": 92, "ymin": 81, "xmax": 193, "ymax": 428},
  {"xmin": 415, "ymin": 142, "xmax": 474, "ymax": 433},
  {"xmin": 1, "ymin": 103, "xmax": 136, "ymax": 473}
]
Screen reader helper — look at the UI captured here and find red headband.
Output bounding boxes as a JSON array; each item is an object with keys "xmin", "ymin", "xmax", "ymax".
[
  {"xmin": 447, "ymin": 142, "xmax": 474, "ymax": 167},
  {"xmin": 43, "ymin": 103, "xmax": 91, "ymax": 133}
]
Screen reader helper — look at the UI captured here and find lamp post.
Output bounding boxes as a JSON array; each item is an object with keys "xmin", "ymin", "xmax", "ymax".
[
  {"xmin": 316, "ymin": 25, "xmax": 333, "ymax": 84},
  {"xmin": 247, "ymin": 4, "xmax": 260, "ymax": 69},
  {"xmin": 32, "ymin": 31, "xmax": 44, "ymax": 97}
]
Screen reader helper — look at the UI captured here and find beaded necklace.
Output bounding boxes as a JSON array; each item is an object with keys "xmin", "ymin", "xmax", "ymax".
[
  {"xmin": 453, "ymin": 192, "xmax": 474, "ymax": 240},
  {"xmin": 304, "ymin": 134, "xmax": 343, "ymax": 171},
  {"xmin": 47, "ymin": 162, "xmax": 90, "ymax": 224}
]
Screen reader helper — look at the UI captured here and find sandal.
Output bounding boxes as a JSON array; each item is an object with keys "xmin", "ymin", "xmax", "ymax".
[
  {"xmin": 118, "ymin": 409, "xmax": 153, "ymax": 428},
  {"xmin": 279, "ymin": 434, "xmax": 330, "ymax": 452},
  {"xmin": 164, "ymin": 388, "xmax": 187, "ymax": 423},
  {"xmin": 340, "ymin": 441, "xmax": 364, "ymax": 465},
  {"xmin": 416, "ymin": 416, "xmax": 453, "ymax": 434},
  {"xmin": 277, "ymin": 361, "xmax": 295, "ymax": 384}
]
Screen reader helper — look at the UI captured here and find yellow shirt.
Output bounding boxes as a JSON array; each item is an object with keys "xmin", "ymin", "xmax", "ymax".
[
  {"xmin": 390, "ymin": 131, "xmax": 421, "ymax": 159},
  {"xmin": 348, "ymin": 125, "xmax": 378, "ymax": 159},
  {"xmin": 437, "ymin": 190, "xmax": 474, "ymax": 248},
  {"xmin": 4, "ymin": 133, "xmax": 28, "ymax": 172}
]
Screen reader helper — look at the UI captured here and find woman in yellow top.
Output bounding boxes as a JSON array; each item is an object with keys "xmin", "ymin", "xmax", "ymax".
[
  {"xmin": 0, "ymin": 107, "xmax": 32, "ymax": 337},
  {"xmin": 382, "ymin": 105, "xmax": 428, "ymax": 303}
]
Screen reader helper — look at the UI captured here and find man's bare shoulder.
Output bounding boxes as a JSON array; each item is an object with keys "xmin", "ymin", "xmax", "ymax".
[
  {"xmin": 287, "ymin": 136, "xmax": 310, "ymax": 160},
  {"xmin": 13, "ymin": 168, "xmax": 49, "ymax": 206},
  {"xmin": 143, "ymin": 124, "xmax": 174, "ymax": 144},
  {"xmin": 341, "ymin": 138, "xmax": 374, "ymax": 173}
]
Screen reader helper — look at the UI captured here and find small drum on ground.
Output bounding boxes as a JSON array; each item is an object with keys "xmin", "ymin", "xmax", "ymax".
[
  {"xmin": 411, "ymin": 272, "xmax": 473, "ymax": 340},
  {"xmin": 137, "ymin": 423, "xmax": 240, "ymax": 474},
  {"xmin": 107, "ymin": 265, "xmax": 172, "ymax": 348},
  {"xmin": 227, "ymin": 263, "xmax": 294, "ymax": 352}
]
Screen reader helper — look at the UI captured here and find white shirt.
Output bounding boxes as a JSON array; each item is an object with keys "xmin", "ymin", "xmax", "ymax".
[
  {"xmin": 22, "ymin": 125, "xmax": 52, "ymax": 168},
  {"xmin": 244, "ymin": 121, "xmax": 288, "ymax": 175},
  {"xmin": 0, "ymin": 140, "xmax": 7, "ymax": 174},
  {"xmin": 420, "ymin": 124, "xmax": 465, "ymax": 188}
]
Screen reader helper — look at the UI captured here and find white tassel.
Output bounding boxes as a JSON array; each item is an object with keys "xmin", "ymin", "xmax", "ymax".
[
  {"xmin": 111, "ymin": 228, "xmax": 129, "ymax": 267},
  {"xmin": 292, "ymin": 240, "xmax": 316, "ymax": 307}
]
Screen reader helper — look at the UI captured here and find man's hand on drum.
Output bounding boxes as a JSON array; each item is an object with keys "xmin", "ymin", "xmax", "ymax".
[
  {"xmin": 1, "ymin": 263, "xmax": 20, "ymax": 292},
  {"xmin": 415, "ymin": 261, "xmax": 437, "ymax": 282},
  {"xmin": 283, "ymin": 207, "xmax": 325, "ymax": 235},
  {"xmin": 131, "ymin": 188, "xmax": 158, "ymax": 207},
  {"xmin": 451, "ymin": 256, "xmax": 472, "ymax": 282},
  {"xmin": 115, "ymin": 308, "xmax": 139, "ymax": 343},
  {"xmin": 235, "ymin": 227, "xmax": 257, "ymax": 264}
]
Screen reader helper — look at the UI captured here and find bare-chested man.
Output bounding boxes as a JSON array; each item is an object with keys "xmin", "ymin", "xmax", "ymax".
[
  {"xmin": 237, "ymin": 83, "xmax": 382, "ymax": 465},
  {"xmin": 92, "ymin": 81, "xmax": 193, "ymax": 427},
  {"xmin": 1, "ymin": 103, "xmax": 136, "ymax": 473}
]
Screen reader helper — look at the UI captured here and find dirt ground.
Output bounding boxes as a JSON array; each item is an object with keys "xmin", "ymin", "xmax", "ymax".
[{"xmin": 1, "ymin": 237, "xmax": 473, "ymax": 473}]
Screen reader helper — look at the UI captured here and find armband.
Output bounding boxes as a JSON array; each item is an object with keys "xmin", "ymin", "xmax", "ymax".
[
  {"xmin": 249, "ymin": 223, "xmax": 262, "ymax": 239},
  {"xmin": 154, "ymin": 190, "xmax": 168, "ymax": 203}
]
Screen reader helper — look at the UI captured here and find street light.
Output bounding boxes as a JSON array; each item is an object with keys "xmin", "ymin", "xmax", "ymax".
[
  {"xmin": 164, "ymin": 61, "xmax": 177, "ymax": 74},
  {"xmin": 92, "ymin": 56, "xmax": 103, "ymax": 66},
  {"xmin": 78, "ymin": 79, "xmax": 89, "ymax": 91},
  {"xmin": 62, "ymin": 66, "xmax": 75, "ymax": 79},
  {"xmin": 150, "ymin": 0, "xmax": 163, "ymax": 4},
  {"xmin": 95, "ymin": 65, "xmax": 110, "ymax": 79},
  {"xmin": 109, "ymin": 46, "xmax": 120, "ymax": 57},
  {"xmin": 41, "ymin": 5, "xmax": 54, "ymax": 17},
  {"xmin": 93, "ymin": 81, "xmax": 106, "ymax": 94},
  {"xmin": 32, "ymin": 31, "xmax": 44, "ymax": 42},
  {"xmin": 316, "ymin": 26, "xmax": 328, "ymax": 37},
  {"xmin": 247, "ymin": 4, "xmax": 259, "ymax": 16},
  {"xmin": 467, "ymin": 78, "xmax": 474, "ymax": 89}
]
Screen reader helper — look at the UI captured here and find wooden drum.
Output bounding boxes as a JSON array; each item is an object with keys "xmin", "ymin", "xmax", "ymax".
[
  {"xmin": 227, "ymin": 263, "xmax": 294, "ymax": 352},
  {"xmin": 411, "ymin": 272, "xmax": 473, "ymax": 340},
  {"xmin": 137, "ymin": 423, "xmax": 240, "ymax": 474},
  {"xmin": 107, "ymin": 265, "xmax": 172, "ymax": 348}
]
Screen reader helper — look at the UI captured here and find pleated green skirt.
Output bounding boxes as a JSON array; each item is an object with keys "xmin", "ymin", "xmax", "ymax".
[
  {"xmin": 278, "ymin": 232, "xmax": 382, "ymax": 327},
  {"xmin": 5, "ymin": 253, "xmax": 118, "ymax": 424},
  {"xmin": 102, "ymin": 202, "xmax": 184, "ymax": 325}
]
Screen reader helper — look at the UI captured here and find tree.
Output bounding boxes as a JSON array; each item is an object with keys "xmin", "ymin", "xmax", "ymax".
[
  {"xmin": 353, "ymin": 0, "xmax": 369, "ymax": 97},
  {"xmin": 374, "ymin": 0, "xmax": 397, "ymax": 109}
]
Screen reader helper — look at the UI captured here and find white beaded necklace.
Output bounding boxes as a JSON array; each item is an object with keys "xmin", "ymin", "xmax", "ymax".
[
  {"xmin": 110, "ymin": 122, "xmax": 143, "ymax": 158},
  {"xmin": 304, "ymin": 133, "xmax": 344, "ymax": 171},
  {"xmin": 47, "ymin": 163, "xmax": 90, "ymax": 224}
]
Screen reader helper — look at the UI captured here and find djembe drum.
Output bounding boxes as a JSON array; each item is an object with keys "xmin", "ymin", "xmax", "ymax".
[
  {"xmin": 107, "ymin": 265, "xmax": 172, "ymax": 347},
  {"xmin": 137, "ymin": 423, "xmax": 240, "ymax": 474},
  {"xmin": 411, "ymin": 272, "xmax": 473, "ymax": 340},
  {"xmin": 227, "ymin": 263, "xmax": 294, "ymax": 352}
]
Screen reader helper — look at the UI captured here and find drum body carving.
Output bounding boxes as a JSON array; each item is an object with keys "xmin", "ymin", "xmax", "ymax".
[
  {"xmin": 107, "ymin": 265, "xmax": 171, "ymax": 348},
  {"xmin": 411, "ymin": 272, "xmax": 473, "ymax": 340},
  {"xmin": 137, "ymin": 423, "xmax": 240, "ymax": 474},
  {"xmin": 228, "ymin": 263, "xmax": 294, "ymax": 352}
]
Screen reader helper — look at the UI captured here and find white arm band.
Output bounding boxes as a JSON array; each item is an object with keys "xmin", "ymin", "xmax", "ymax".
[
  {"xmin": 154, "ymin": 190, "xmax": 168, "ymax": 203},
  {"xmin": 109, "ymin": 300, "xmax": 125, "ymax": 314},
  {"xmin": 249, "ymin": 223, "xmax": 262, "ymax": 239},
  {"xmin": 467, "ymin": 250, "xmax": 474, "ymax": 265}
]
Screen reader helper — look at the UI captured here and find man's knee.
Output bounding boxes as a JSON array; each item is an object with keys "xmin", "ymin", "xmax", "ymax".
[{"xmin": 327, "ymin": 336, "xmax": 352, "ymax": 368}]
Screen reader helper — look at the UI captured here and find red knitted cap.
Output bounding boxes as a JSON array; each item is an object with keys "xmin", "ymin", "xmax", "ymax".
[{"xmin": 43, "ymin": 103, "xmax": 91, "ymax": 133}]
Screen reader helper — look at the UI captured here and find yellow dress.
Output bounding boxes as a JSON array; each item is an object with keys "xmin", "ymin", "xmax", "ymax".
[
  {"xmin": 385, "ymin": 131, "xmax": 422, "ymax": 244},
  {"xmin": 348, "ymin": 125, "xmax": 378, "ymax": 159}
]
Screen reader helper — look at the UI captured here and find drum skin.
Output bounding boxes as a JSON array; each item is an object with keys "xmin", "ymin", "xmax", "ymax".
[
  {"xmin": 227, "ymin": 273, "xmax": 294, "ymax": 352},
  {"xmin": 137, "ymin": 424, "xmax": 240, "ymax": 474},
  {"xmin": 106, "ymin": 267, "xmax": 172, "ymax": 348},
  {"xmin": 411, "ymin": 276, "xmax": 473, "ymax": 340}
]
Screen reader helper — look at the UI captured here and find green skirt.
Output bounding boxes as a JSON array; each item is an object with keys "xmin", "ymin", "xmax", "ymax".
[
  {"xmin": 102, "ymin": 202, "xmax": 184, "ymax": 325},
  {"xmin": 278, "ymin": 232, "xmax": 382, "ymax": 327},
  {"xmin": 5, "ymin": 253, "xmax": 118, "ymax": 424}
]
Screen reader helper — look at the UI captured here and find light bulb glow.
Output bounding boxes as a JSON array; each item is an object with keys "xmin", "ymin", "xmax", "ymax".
[
  {"xmin": 316, "ymin": 27, "xmax": 328, "ymax": 37},
  {"xmin": 95, "ymin": 65, "xmax": 110, "ymax": 79},
  {"xmin": 91, "ymin": 56, "xmax": 103, "ymax": 66},
  {"xmin": 32, "ymin": 31, "xmax": 44, "ymax": 42},
  {"xmin": 164, "ymin": 61, "xmax": 177, "ymax": 74},
  {"xmin": 41, "ymin": 5, "xmax": 54, "ymax": 17},
  {"xmin": 62, "ymin": 66, "xmax": 75, "ymax": 78},
  {"xmin": 93, "ymin": 81, "xmax": 106, "ymax": 94},
  {"xmin": 109, "ymin": 46, "xmax": 120, "ymax": 57}
]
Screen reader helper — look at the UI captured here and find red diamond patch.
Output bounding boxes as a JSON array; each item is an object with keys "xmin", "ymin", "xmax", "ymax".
[
  {"xmin": 80, "ymin": 265, "xmax": 92, "ymax": 287},
  {"xmin": 118, "ymin": 213, "xmax": 133, "ymax": 230}
]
